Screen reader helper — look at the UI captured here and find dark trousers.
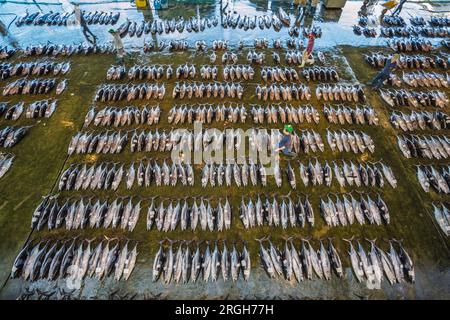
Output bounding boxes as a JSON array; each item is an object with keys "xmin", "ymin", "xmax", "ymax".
[
  {"xmin": 392, "ymin": 3, "xmax": 405, "ymax": 16},
  {"xmin": 371, "ymin": 71, "xmax": 390, "ymax": 89},
  {"xmin": 81, "ymin": 24, "xmax": 96, "ymax": 44}
]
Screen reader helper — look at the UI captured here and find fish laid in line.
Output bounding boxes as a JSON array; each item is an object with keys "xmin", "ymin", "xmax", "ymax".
[
  {"xmin": 84, "ymin": 105, "xmax": 160, "ymax": 127},
  {"xmin": 397, "ymin": 134, "xmax": 450, "ymax": 160},
  {"xmin": 414, "ymin": 164, "xmax": 450, "ymax": 194},
  {"xmin": 0, "ymin": 152, "xmax": 14, "ymax": 179},
  {"xmin": 152, "ymin": 240, "xmax": 250, "ymax": 284},
  {"xmin": 324, "ymin": 104, "xmax": 378, "ymax": 125},
  {"xmin": 0, "ymin": 125, "xmax": 31, "ymax": 148},
  {"xmin": 95, "ymin": 83, "xmax": 165, "ymax": 102},
  {"xmin": 320, "ymin": 193, "xmax": 390, "ymax": 227},
  {"xmin": 11, "ymin": 237, "xmax": 138, "ymax": 283},
  {"xmin": 256, "ymin": 237, "xmax": 341, "ymax": 282},
  {"xmin": 57, "ymin": 160, "xmax": 194, "ymax": 191},
  {"xmin": 390, "ymin": 110, "xmax": 449, "ymax": 132}
]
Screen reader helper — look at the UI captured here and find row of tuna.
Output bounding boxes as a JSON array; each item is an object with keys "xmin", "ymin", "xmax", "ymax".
[
  {"xmin": 0, "ymin": 61, "xmax": 70, "ymax": 80},
  {"xmin": 352, "ymin": 26, "xmax": 377, "ymax": 38},
  {"xmin": 260, "ymin": 66, "xmax": 300, "ymax": 83},
  {"xmin": 84, "ymin": 105, "xmax": 160, "ymax": 127},
  {"xmin": 121, "ymin": 127, "xmax": 322, "ymax": 155},
  {"xmin": 147, "ymin": 197, "xmax": 232, "ymax": 232},
  {"xmin": 173, "ymin": 81, "xmax": 244, "ymax": 100},
  {"xmin": 255, "ymin": 84, "xmax": 311, "ymax": 101},
  {"xmin": 32, "ymin": 194, "xmax": 233, "ymax": 233},
  {"xmin": 316, "ymin": 84, "xmax": 367, "ymax": 103},
  {"xmin": 364, "ymin": 53, "xmax": 448, "ymax": 69},
  {"xmin": 117, "ymin": 16, "xmax": 219, "ymax": 38},
  {"xmin": 200, "ymin": 161, "xmax": 274, "ymax": 188},
  {"xmin": 94, "ymin": 83, "xmax": 165, "ymax": 102},
  {"xmin": 301, "ymin": 67, "xmax": 339, "ymax": 82},
  {"xmin": 222, "ymin": 8, "xmax": 291, "ymax": 30},
  {"xmin": 240, "ymin": 195, "xmax": 314, "ymax": 229},
  {"xmin": 380, "ymin": 89, "xmax": 449, "ymax": 108},
  {"xmin": 15, "ymin": 11, "xmax": 119, "ymax": 27},
  {"xmin": 1, "ymin": 99, "xmax": 58, "ymax": 120},
  {"xmin": 382, "ymin": 15, "xmax": 405, "ymax": 26},
  {"xmin": 0, "ymin": 152, "xmax": 14, "ymax": 179},
  {"xmin": 152, "ymin": 240, "xmax": 250, "ymax": 284},
  {"xmin": 0, "ymin": 126, "xmax": 30, "ymax": 148},
  {"xmin": 345, "ymin": 238, "xmax": 414, "ymax": 284},
  {"xmin": 321, "ymin": 193, "xmax": 390, "ymax": 227},
  {"xmin": 107, "ymin": 65, "xmax": 162, "ymax": 81},
  {"xmin": 0, "ymin": 102, "xmax": 23, "ymax": 121},
  {"xmin": 31, "ymin": 195, "xmax": 141, "ymax": 232},
  {"xmin": 71, "ymin": 127, "xmax": 282, "ymax": 154},
  {"xmin": 168, "ymin": 103, "xmax": 246, "ymax": 124},
  {"xmin": 416, "ymin": 165, "xmax": 450, "ymax": 194},
  {"xmin": 68, "ymin": 130, "xmax": 127, "ymax": 155},
  {"xmin": 202, "ymin": 160, "xmax": 392, "ymax": 190},
  {"xmin": 385, "ymin": 15, "xmax": 448, "ymax": 27},
  {"xmin": 11, "ymin": 237, "xmax": 138, "ymax": 283},
  {"xmin": 401, "ymin": 71, "xmax": 449, "ymax": 88},
  {"xmin": 429, "ymin": 17, "xmax": 450, "ymax": 27},
  {"xmin": 79, "ymin": 11, "xmax": 119, "ymax": 25},
  {"xmin": 390, "ymin": 110, "xmax": 449, "ymax": 132},
  {"xmin": 24, "ymin": 43, "xmax": 115, "ymax": 57},
  {"xmin": 2, "ymin": 78, "xmax": 67, "ymax": 96},
  {"xmin": 380, "ymin": 26, "xmax": 449, "ymax": 38},
  {"xmin": 299, "ymin": 159, "xmax": 397, "ymax": 188},
  {"xmin": 326, "ymin": 129, "xmax": 375, "ymax": 154},
  {"xmin": 0, "ymin": 46, "xmax": 15, "ymax": 60},
  {"xmin": 222, "ymin": 65, "xmax": 255, "ymax": 81},
  {"xmin": 284, "ymin": 50, "xmax": 322, "ymax": 66},
  {"xmin": 323, "ymin": 105, "xmax": 379, "ymax": 125},
  {"xmin": 388, "ymin": 38, "xmax": 433, "ymax": 53},
  {"xmin": 397, "ymin": 134, "xmax": 450, "ymax": 160},
  {"xmin": 256, "ymin": 237, "xmax": 344, "ymax": 281},
  {"xmin": 432, "ymin": 202, "xmax": 450, "ymax": 236},
  {"xmin": 252, "ymin": 103, "xmax": 320, "ymax": 124},
  {"xmin": 212, "ymin": 51, "xmax": 239, "ymax": 64},
  {"xmin": 58, "ymin": 160, "xmax": 195, "ymax": 191}
]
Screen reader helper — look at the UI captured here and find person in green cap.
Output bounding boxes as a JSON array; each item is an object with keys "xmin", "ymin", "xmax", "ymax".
[
  {"xmin": 109, "ymin": 29, "xmax": 125, "ymax": 63},
  {"xmin": 275, "ymin": 124, "xmax": 296, "ymax": 157}
]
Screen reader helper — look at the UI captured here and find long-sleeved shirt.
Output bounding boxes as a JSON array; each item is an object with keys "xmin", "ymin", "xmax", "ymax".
[{"xmin": 278, "ymin": 134, "xmax": 292, "ymax": 150}]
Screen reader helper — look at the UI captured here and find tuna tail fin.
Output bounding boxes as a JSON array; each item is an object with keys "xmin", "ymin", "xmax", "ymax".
[
  {"xmin": 254, "ymin": 236, "xmax": 267, "ymax": 243},
  {"xmin": 342, "ymin": 236, "xmax": 355, "ymax": 243}
]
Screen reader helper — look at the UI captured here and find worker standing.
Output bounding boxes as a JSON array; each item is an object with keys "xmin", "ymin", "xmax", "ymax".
[
  {"xmin": 109, "ymin": 29, "xmax": 126, "ymax": 64},
  {"xmin": 371, "ymin": 54, "xmax": 399, "ymax": 89},
  {"xmin": 300, "ymin": 32, "xmax": 315, "ymax": 67}
]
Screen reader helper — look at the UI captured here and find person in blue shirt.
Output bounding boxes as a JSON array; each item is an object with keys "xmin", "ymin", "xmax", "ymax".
[
  {"xmin": 371, "ymin": 54, "xmax": 399, "ymax": 89},
  {"xmin": 275, "ymin": 125, "xmax": 296, "ymax": 157}
]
